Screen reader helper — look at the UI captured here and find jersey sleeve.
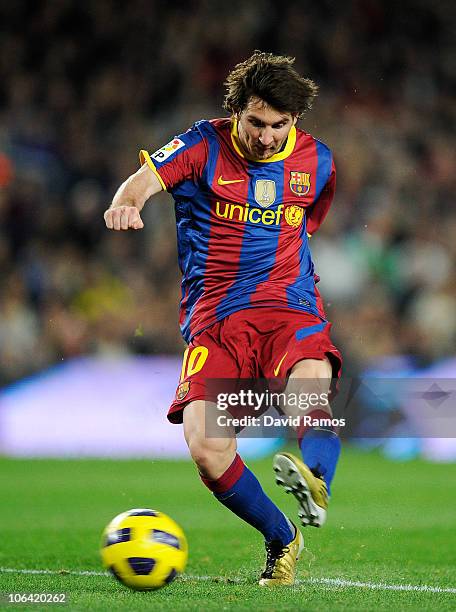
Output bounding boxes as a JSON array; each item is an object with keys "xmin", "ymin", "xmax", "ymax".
[
  {"xmin": 139, "ymin": 123, "xmax": 207, "ymax": 197},
  {"xmin": 306, "ymin": 159, "xmax": 336, "ymax": 236}
]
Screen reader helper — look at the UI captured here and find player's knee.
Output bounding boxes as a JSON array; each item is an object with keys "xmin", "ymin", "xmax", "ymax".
[
  {"xmin": 291, "ymin": 357, "xmax": 331, "ymax": 377},
  {"xmin": 285, "ymin": 358, "xmax": 333, "ymax": 413},
  {"xmin": 290, "ymin": 358, "xmax": 332, "ymax": 386},
  {"xmin": 187, "ymin": 435, "xmax": 235, "ymax": 475}
]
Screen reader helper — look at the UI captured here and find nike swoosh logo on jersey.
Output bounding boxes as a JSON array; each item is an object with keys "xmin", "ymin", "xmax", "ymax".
[
  {"xmin": 217, "ymin": 175, "xmax": 245, "ymax": 185},
  {"xmin": 273, "ymin": 352, "xmax": 288, "ymax": 377}
]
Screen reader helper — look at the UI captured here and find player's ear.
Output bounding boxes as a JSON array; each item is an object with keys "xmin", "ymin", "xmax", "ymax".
[{"xmin": 292, "ymin": 114, "xmax": 298, "ymax": 126}]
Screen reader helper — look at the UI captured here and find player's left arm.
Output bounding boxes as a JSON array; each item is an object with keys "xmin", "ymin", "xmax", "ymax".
[{"xmin": 306, "ymin": 160, "xmax": 336, "ymax": 236}]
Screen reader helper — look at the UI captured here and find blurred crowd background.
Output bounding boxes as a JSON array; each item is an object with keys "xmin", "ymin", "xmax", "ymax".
[{"xmin": 0, "ymin": 0, "xmax": 454, "ymax": 386}]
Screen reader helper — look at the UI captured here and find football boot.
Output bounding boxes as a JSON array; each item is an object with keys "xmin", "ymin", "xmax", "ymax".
[
  {"xmin": 259, "ymin": 523, "xmax": 304, "ymax": 586},
  {"xmin": 273, "ymin": 452, "xmax": 328, "ymax": 528}
]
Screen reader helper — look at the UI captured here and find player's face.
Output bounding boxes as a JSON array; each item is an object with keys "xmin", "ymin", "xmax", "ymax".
[{"xmin": 237, "ymin": 98, "xmax": 297, "ymax": 160}]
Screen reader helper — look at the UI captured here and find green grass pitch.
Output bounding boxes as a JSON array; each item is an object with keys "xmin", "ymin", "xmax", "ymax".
[{"xmin": 1, "ymin": 447, "xmax": 455, "ymax": 610}]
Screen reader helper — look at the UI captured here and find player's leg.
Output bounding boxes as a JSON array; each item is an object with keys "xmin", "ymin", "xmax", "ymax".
[
  {"xmin": 183, "ymin": 399, "xmax": 296, "ymax": 546},
  {"xmin": 172, "ymin": 316, "xmax": 303, "ymax": 585},
  {"xmin": 274, "ymin": 357, "xmax": 341, "ymax": 527},
  {"xmin": 289, "ymin": 357, "xmax": 341, "ymax": 496}
]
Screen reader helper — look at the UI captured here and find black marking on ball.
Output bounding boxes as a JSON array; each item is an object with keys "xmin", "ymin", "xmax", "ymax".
[
  {"xmin": 151, "ymin": 529, "xmax": 180, "ymax": 549},
  {"xmin": 109, "ymin": 565, "xmax": 123, "ymax": 583},
  {"xmin": 105, "ymin": 527, "xmax": 131, "ymax": 546},
  {"xmin": 128, "ymin": 557, "xmax": 156, "ymax": 575},
  {"xmin": 127, "ymin": 509, "xmax": 158, "ymax": 517},
  {"xmin": 165, "ymin": 568, "xmax": 178, "ymax": 584}
]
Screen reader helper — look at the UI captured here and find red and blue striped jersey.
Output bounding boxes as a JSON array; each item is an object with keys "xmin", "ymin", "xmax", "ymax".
[{"xmin": 139, "ymin": 118, "xmax": 335, "ymax": 343}]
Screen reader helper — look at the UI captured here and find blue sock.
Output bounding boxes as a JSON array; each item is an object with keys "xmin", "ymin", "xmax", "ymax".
[
  {"xmin": 300, "ymin": 427, "xmax": 341, "ymax": 494},
  {"xmin": 212, "ymin": 462, "xmax": 294, "ymax": 545}
]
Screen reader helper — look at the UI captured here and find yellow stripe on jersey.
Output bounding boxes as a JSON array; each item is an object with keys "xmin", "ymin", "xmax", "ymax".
[
  {"xmin": 139, "ymin": 150, "xmax": 167, "ymax": 191},
  {"xmin": 230, "ymin": 119, "xmax": 297, "ymax": 163}
]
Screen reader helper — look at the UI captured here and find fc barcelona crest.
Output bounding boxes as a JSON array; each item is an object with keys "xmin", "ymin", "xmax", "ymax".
[
  {"xmin": 254, "ymin": 180, "xmax": 276, "ymax": 208},
  {"xmin": 176, "ymin": 381, "xmax": 190, "ymax": 401},
  {"xmin": 289, "ymin": 171, "xmax": 311, "ymax": 196}
]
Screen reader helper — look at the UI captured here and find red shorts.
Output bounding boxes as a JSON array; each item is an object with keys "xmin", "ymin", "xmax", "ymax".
[{"xmin": 168, "ymin": 307, "xmax": 342, "ymax": 424}]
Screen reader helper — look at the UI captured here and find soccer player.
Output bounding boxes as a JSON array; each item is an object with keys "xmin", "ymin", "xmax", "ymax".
[{"xmin": 104, "ymin": 51, "xmax": 342, "ymax": 586}]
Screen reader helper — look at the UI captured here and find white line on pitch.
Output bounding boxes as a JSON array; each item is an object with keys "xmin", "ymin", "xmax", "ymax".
[
  {"xmin": 1, "ymin": 567, "xmax": 455, "ymax": 594},
  {"xmin": 305, "ymin": 577, "xmax": 456, "ymax": 594}
]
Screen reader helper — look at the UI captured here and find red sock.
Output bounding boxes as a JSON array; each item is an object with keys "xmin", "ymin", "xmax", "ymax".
[{"xmin": 199, "ymin": 453, "xmax": 245, "ymax": 493}]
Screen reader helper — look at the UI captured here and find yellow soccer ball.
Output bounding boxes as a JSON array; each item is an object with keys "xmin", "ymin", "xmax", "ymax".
[{"xmin": 101, "ymin": 508, "xmax": 188, "ymax": 590}]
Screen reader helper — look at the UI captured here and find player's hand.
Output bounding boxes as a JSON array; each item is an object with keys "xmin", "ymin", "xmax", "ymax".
[{"xmin": 104, "ymin": 206, "xmax": 144, "ymax": 231}]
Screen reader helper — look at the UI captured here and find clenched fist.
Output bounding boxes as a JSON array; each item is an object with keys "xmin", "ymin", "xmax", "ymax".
[{"xmin": 104, "ymin": 206, "xmax": 144, "ymax": 230}]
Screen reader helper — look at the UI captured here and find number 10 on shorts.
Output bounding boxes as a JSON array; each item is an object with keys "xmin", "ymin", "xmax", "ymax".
[{"xmin": 180, "ymin": 346, "xmax": 209, "ymax": 381}]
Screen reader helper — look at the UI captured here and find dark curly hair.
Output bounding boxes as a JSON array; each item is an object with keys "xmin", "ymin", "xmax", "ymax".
[{"xmin": 223, "ymin": 51, "xmax": 318, "ymax": 118}]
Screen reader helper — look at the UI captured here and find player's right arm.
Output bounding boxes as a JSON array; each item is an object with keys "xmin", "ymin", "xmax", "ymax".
[
  {"xmin": 104, "ymin": 163, "xmax": 163, "ymax": 231},
  {"xmin": 105, "ymin": 125, "xmax": 207, "ymax": 231}
]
